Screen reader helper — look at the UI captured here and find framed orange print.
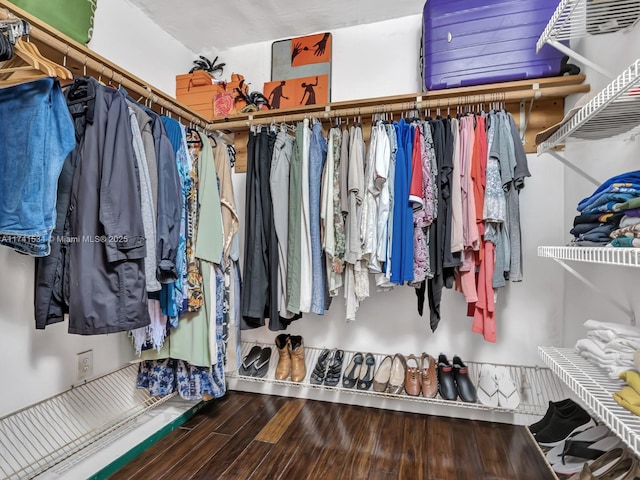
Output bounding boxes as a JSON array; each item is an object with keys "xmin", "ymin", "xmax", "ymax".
[{"xmin": 290, "ymin": 32, "xmax": 332, "ymax": 67}]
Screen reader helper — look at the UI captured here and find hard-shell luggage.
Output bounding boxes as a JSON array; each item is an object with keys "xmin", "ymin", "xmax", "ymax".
[{"xmin": 421, "ymin": 0, "xmax": 577, "ymax": 90}]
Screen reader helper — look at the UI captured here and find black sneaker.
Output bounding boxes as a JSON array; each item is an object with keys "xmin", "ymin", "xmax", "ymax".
[
  {"xmin": 529, "ymin": 398, "xmax": 577, "ymax": 435},
  {"xmin": 535, "ymin": 403, "xmax": 596, "ymax": 447}
]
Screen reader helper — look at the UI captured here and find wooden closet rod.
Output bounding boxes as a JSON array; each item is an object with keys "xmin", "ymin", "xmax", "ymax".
[
  {"xmin": 209, "ymin": 83, "xmax": 590, "ymax": 132},
  {"xmin": 0, "ymin": 1, "xmax": 227, "ymax": 140}
]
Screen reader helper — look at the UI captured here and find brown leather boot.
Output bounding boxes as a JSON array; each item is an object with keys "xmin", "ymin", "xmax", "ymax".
[
  {"xmin": 288, "ymin": 335, "xmax": 306, "ymax": 382},
  {"xmin": 275, "ymin": 334, "xmax": 291, "ymax": 380}
]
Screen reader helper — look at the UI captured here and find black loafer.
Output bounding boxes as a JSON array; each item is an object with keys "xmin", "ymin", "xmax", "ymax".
[
  {"xmin": 437, "ymin": 354, "xmax": 457, "ymax": 401},
  {"xmin": 251, "ymin": 347, "xmax": 272, "ymax": 378},
  {"xmin": 239, "ymin": 345, "xmax": 262, "ymax": 376},
  {"xmin": 452, "ymin": 355, "xmax": 477, "ymax": 403}
]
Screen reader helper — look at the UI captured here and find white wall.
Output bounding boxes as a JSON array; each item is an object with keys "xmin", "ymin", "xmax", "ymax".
[
  {"xmin": 224, "ymin": 16, "xmax": 566, "ymax": 368},
  {"xmin": 0, "ymin": 0, "xmax": 195, "ymax": 417},
  {"xmin": 90, "ymin": 0, "xmax": 195, "ymax": 95},
  {"xmin": 213, "ymin": 15, "xmax": 423, "ymax": 102},
  {"xmin": 559, "ymin": 26, "xmax": 640, "ymax": 347}
]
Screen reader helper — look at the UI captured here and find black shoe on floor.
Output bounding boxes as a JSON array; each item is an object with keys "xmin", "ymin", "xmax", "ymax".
[
  {"xmin": 529, "ymin": 398, "xmax": 577, "ymax": 435},
  {"xmin": 535, "ymin": 402, "xmax": 595, "ymax": 447}
]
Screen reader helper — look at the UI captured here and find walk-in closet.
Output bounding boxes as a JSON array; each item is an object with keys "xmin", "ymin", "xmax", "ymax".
[{"xmin": 1, "ymin": 0, "xmax": 640, "ymax": 479}]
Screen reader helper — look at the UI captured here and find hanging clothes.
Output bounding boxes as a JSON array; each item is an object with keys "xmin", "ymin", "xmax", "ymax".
[
  {"xmin": 241, "ymin": 127, "xmax": 290, "ymax": 330},
  {"xmin": 271, "ymin": 130, "xmax": 295, "ymax": 318},
  {"xmin": 34, "ymin": 77, "xmax": 149, "ymax": 334},
  {"xmin": 309, "ymin": 120, "xmax": 328, "ymax": 314},
  {"xmin": 390, "ymin": 118, "xmax": 414, "ymax": 285},
  {"xmin": 0, "ymin": 78, "xmax": 75, "ymax": 257}
]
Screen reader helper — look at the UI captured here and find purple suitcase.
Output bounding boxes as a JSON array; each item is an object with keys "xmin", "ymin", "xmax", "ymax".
[{"xmin": 422, "ymin": 0, "xmax": 572, "ymax": 90}]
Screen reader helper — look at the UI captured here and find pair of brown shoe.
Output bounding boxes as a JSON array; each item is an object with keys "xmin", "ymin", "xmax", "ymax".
[
  {"xmin": 404, "ymin": 353, "xmax": 437, "ymax": 398},
  {"xmin": 274, "ymin": 334, "xmax": 306, "ymax": 382}
]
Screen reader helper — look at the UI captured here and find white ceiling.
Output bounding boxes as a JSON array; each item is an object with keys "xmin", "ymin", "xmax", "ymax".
[{"xmin": 127, "ymin": 0, "xmax": 424, "ymax": 52}]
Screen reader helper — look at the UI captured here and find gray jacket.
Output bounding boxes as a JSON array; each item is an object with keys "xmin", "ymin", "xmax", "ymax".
[{"xmin": 35, "ymin": 78, "xmax": 150, "ymax": 334}]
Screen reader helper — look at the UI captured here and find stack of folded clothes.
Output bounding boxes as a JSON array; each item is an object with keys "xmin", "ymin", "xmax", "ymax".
[
  {"xmin": 571, "ymin": 169, "xmax": 640, "ymax": 247},
  {"xmin": 575, "ymin": 319, "xmax": 640, "ymax": 378}
]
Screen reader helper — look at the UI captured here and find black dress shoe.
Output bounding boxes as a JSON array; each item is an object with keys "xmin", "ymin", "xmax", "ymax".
[
  {"xmin": 357, "ymin": 353, "xmax": 376, "ymax": 390},
  {"xmin": 342, "ymin": 352, "xmax": 364, "ymax": 389},
  {"xmin": 324, "ymin": 349, "xmax": 344, "ymax": 387},
  {"xmin": 251, "ymin": 347, "xmax": 272, "ymax": 378},
  {"xmin": 239, "ymin": 345, "xmax": 262, "ymax": 376},
  {"xmin": 452, "ymin": 355, "xmax": 477, "ymax": 403},
  {"xmin": 310, "ymin": 348, "xmax": 331, "ymax": 385},
  {"xmin": 437, "ymin": 354, "xmax": 457, "ymax": 401}
]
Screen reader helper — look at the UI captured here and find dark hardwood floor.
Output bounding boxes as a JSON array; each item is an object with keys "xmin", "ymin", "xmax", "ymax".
[{"xmin": 110, "ymin": 391, "xmax": 554, "ymax": 480}]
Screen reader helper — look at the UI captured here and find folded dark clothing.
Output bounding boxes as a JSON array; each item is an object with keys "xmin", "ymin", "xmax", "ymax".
[
  {"xmin": 624, "ymin": 207, "xmax": 640, "ymax": 217},
  {"xmin": 573, "ymin": 224, "xmax": 616, "ymax": 243},
  {"xmin": 569, "ymin": 239, "xmax": 610, "ymax": 246},
  {"xmin": 570, "ymin": 223, "xmax": 602, "ymax": 236},
  {"xmin": 572, "ymin": 212, "xmax": 624, "ymax": 227},
  {"xmin": 573, "ymin": 213, "xmax": 605, "ymax": 225}
]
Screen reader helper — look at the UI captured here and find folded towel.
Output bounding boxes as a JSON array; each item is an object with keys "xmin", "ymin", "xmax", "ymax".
[
  {"xmin": 576, "ymin": 338, "xmax": 634, "ymax": 363},
  {"xmin": 586, "ymin": 332, "xmax": 611, "ymax": 350},
  {"xmin": 588, "ymin": 329, "xmax": 618, "ymax": 344},
  {"xmin": 580, "ymin": 352, "xmax": 634, "ymax": 379},
  {"xmin": 604, "ymin": 337, "xmax": 640, "ymax": 355},
  {"xmin": 584, "ymin": 319, "xmax": 640, "ymax": 338}
]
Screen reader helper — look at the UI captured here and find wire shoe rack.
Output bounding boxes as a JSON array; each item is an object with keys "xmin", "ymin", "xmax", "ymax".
[
  {"xmin": 0, "ymin": 364, "xmax": 174, "ymax": 480},
  {"xmin": 229, "ymin": 341, "xmax": 567, "ymax": 419}
]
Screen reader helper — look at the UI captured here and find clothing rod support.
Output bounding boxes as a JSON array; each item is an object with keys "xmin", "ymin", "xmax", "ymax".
[
  {"xmin": 547, "ymin": 39, "xmax": 615, "ymax": 80},
  {"xmin": 547, "ymin": 150, "xmax": 602, "ymax": 187},
  {"xmin": 552, "ymin": 258, "xmax": 636, "ymax": 325}
]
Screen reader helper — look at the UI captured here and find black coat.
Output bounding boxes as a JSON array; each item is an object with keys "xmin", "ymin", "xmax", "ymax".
[{"xmin": 35, "ymin": 78, "xmax": 150, "ymax": 334}]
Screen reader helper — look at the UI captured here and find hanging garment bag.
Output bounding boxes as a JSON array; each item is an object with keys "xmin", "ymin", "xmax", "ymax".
[{"xmin": 421, "ymin": 0, "xmax": 578, "ymax": 90}]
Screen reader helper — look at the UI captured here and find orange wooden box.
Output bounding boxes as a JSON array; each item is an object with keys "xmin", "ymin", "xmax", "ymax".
[{"xmin": 176, "ymin": 71, "xmax": 213, "ymax": 92}]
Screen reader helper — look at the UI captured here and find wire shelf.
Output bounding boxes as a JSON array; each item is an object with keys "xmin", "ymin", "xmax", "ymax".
[
  {"xmin": 228, "ymin": 341, "xmax": 566, "ymax": 417},
  {"xmin": 538, "ymin": 245, "xmax": 640, "ymax": 267},
  {"xmin": 538, "ymin": 59, "xmax": 640, "ymax": 153},
  {"xmin": 0, "ymin": 364, "xmax": 174, "ymax": 480},
  {"xmin": 540, "ymin": 346, "xmax": 640, "ymax": 458},
  {"xmin": 537, "ymin": 0, "xmax": 640, "ymax": 52}
]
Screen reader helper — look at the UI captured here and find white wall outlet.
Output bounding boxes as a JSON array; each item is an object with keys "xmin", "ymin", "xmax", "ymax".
[{"xmin": 77, "ymin": 350, "xmax": 93, "ymax": 381}]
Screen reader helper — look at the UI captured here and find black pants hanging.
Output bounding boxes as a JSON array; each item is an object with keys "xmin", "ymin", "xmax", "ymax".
[{"xmin": 241, "ymin": 128, "xmax": 293, "ymax": 331}]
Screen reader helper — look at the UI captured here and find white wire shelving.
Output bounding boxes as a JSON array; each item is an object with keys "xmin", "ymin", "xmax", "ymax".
[
  {"xmin": 228, "ymin": 341, "xmax": 566, "ymax": 417},
  {"xmin": 537, "ymin": 0, "xmax": 640, "ymax": 51},
  {"xmin": 538, "ymin": 245, "xmax": 640, "ymax": 267},
  {"xmin": 536, "ymin": 0, "xmax": 640, "ymax": 79},
  {"xmin": 0, "ymin": 364, "xmax": 174, "ymax": 480},
  {"xmin": 540, "ymin": 346, "xmax": 640, "ymax": 458},
  {"xmin": 537, "ymin": 59, "xmax": 640, "ymax": 153}
]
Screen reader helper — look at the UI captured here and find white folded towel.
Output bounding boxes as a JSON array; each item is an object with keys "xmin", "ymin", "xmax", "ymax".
[
  {"xmin": 584, "ymin": 319, "xmax": 640, "ymax": 338},
  {"xmin": 604, "ymin": 337, "xmax": 640, "ymax": 355},
  {"xmin": 576, "ymin": 338, "xmax": 634, "ymax": 363}
]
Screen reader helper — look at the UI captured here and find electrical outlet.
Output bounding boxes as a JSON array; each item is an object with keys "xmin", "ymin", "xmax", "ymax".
[{"xmin": 77, "ymin": 350, "xmax": 93, "ymax": 381}]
